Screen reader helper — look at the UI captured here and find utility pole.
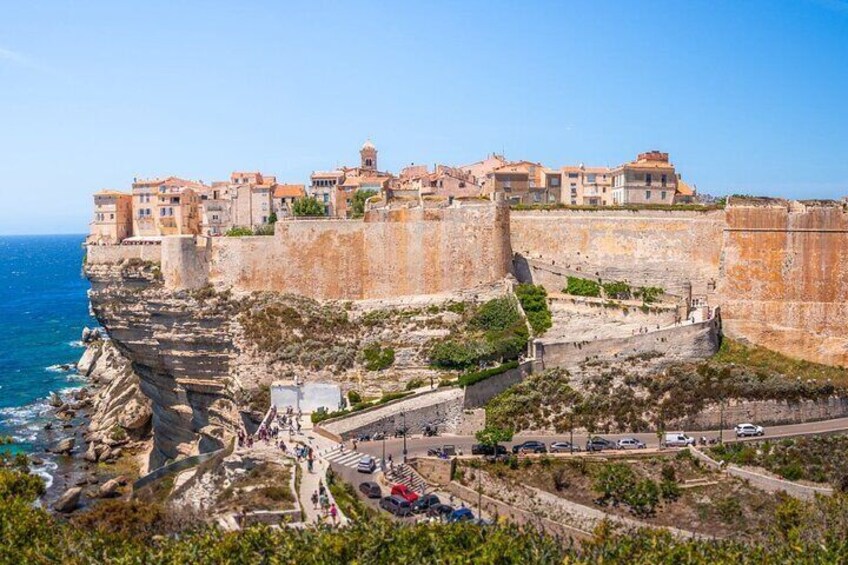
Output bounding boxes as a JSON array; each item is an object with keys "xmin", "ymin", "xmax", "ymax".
[
  {"xmin": 382, "ymin": 434, "xmax": 386, "ymax": 471},
  {"xmin": 402, "ymin": 410, "xmax": 408, "ymax": 463},
  {"xmin": 477, "ymin": 468, "xmax": 482, "ymax": 517}
]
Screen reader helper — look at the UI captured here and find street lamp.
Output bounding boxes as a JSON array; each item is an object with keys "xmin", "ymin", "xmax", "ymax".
[
  {"xmin": 382, "ymin": 433, "xmax": 386, "ymax": 471},
  {"xmin": 401, "ymin": 410, "xmax": 408, "ymax": 463}
]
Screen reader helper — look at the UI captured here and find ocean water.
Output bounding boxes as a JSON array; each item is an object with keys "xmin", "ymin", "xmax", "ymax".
[{"xmin": 0, "ymin": 235, "xmax": 95, "ymax": 457}]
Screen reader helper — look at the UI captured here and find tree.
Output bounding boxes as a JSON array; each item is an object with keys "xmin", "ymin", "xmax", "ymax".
[
  {"xmin": 475, "ymin": 425, "xmax": 514, "ymax": 454},
  {"xmin": 267, "ymin": 212, "xmax": 278, "ymax": 224},
  {"xmin": 292, "ymin": 196, "xmax": 325, "ymax": 217},
  {"xmin": 351, "ymin": 189, "xmax": 377, "ymax": 218}
]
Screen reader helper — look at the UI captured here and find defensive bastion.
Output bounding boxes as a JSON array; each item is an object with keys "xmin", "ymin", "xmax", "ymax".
[{"xmin": 87, "ymin": 197, "xmax": 848, "ymax": 367}]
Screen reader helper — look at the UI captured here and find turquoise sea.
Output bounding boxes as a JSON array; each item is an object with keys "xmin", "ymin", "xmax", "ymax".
[{"xmin": 0, "ymin": 235, "xmax": 95, "ymax": 461}]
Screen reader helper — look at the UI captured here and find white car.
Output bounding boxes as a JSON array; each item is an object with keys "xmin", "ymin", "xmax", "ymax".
[
  {"xmin": 734, "ymin": 423, "xmax": 764, "ymax": 438},
  {"xmin": 616, "ymin": 438, "xmax": 647, "ymax": 450},
  {"xmin": 357, "ymin": 455, "xmax": 377, "ymax": 473},
  {"xmin": 664, "ymin": 433, "xmax": 695, "ymax": 447}
]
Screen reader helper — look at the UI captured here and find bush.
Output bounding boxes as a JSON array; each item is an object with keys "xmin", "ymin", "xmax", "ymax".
[
  {"xmin": 458, "ymin": 361, "xmax": 519, "ymax": 387},
  {"xmin": 515, "ymin": 284, "xmax": 552, "ymax": 335},
  {"xmin": 347, "ymin": 390, "xmax": 362, "ymax": 404},
  {"xmin": 636, "ymin": 286, "xmax": 664, "ymax": 304},
  {"xmin": 659, "ymin": 479, "xmax": 681, "ymax": 502},
  {"xmin": 778, "ymin": 462, "xmax": 803, "ymax": 482},
  {"xmin": 351, "ymin": 189, "xmax": 377, "ymax": 218},
  {"xmin": 378, "ymin": 391, "xmax": 412, "ymax": 404},
  {"xmin": 292, "ymin": 196, "xmax": 325, "ymax": 217},
  {"xmin": 470, "ymin": 297, "xmax": 522, "ymax": 332},
  {"xmin": 225, "ymin": 226, "xmax": 254, "ymax": 237},
  {"xmin": 593, "ymin": 463, "xmax": 636, "ymax": 506},
  {"xmin": 565, "ymin": 276, "xmax": 601, "ymax": 298},
  {"xmin": 362, "ymin": 344, "xmax": 395, "ymax": 371},
  {"xmin": 628, "ymin": 479, "xmax": 660, "ymax": 517},
  {"xmin": 405, "ymin": 379, "xmax": 425, "ymax": 391},
  {"xmin": 602, "ymin": 281, "xmax": 632, "ymax": 300}
]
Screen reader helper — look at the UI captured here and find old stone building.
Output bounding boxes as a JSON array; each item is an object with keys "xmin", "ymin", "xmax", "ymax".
[
  {"xmin": 87, "ymin": 190, "xmax": 133, "ymax": 244},
  {"xmin": 130, "ymin": 176, "xmax": 204, "ymax": 238},
  {"xmin": 611, "ymin": 151, "xmax": 678, "ymax": 205}
]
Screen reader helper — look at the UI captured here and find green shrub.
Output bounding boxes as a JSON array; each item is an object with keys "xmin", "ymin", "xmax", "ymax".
[
  {"xmin": 378, "ymin": 391, "xmax": 412, "ymax": 404},
  {"xmin": 405, "ymin": 379, "xmax": 425, "ymax": 391},
  {"xmin": 602, "ymin": 281, "xmax": 632, "ymax": 300},
  {"xmin": 470, "ymin": 297, "xmax": 522, "ymax": 332},
  {"xmin": 225, "ymin": 226, "xmax": 254, "ymax": 237},
  {"xmin": 779, "ymin": 463, "xmax": 803, "ymax": 481},
  {"xmin": 292, "ymin": 196, "xmax": 325, "ymax": 216},
  {"xmin": 350, "ymin": 189, "xmax": 377, "ymax": 218},
  {"xmin": 458, "ymin": 361, "xmax": 519, "ymax": 387},
  {"xmin": 593, "ymin": 463, "xmax": 636, "ymax": 506},
  {"xmin": 636, "ymin": 286, "xmax": 664, "ymax": 304},
  {"xmin": 347, "ymin": 390, "xmax": 362, "ymax": 404},
  {"xmin": 565, "ymin": 276, "xmax": 601, "ymax": 298},
  {"xmin": 515, "ymin": 284, "xmax": 552, "ymax": 335},
  {"xmin": 362, "ymin": 344, "xmax": 395, "ymax": 371},
  {"xmin": 659, "ymin": 479, "xmax": 681, "ymax": 502},
  {"xmin": 628, "ymin": 479, "xmax": 660, "ymax": 517}
]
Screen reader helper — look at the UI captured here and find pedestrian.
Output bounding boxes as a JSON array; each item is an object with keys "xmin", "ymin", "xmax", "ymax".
[
  {"xmin": 296, "ymin": 420, "xmax": 301, "ymax": 433},
  {"xmin": 329, "ymin": 503, "xmax": 338, "ymax": 524},
  {"xmin": 319, "ymin": 492, "xmax": 329, "ymax": 514},
  {"xmin": 311, "ymin": 490, "xmax": 319, "ymax": 510},
  {"xmin": 352, "ymin": 438, "xmax": 358, "ymax": 451},
  {"xmin": 318, "ymin": 481, "xmax": 326, "ymax": 496}
]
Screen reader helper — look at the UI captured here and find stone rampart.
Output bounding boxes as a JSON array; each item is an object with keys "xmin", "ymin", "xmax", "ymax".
[
  {"xmin": 463, "ymin": 361, "xmax": 534, "ymax": 408},
  {"xmin": 719, "ymin": 200, "xmax": 848, "ymax": 366},
  {"xmin": 174, "ymin": 203, "xmax": 511, "ymax": 300},
  {"xmin": 86, "ymin": 244, "xmax": 162, "ymax": 265},
  {"xmin": 510, "ymin": 209, "xmax": 725, "ymax": 297},
  {"xmin": 537, "ymin": 315, "xmax": 721, "ymax": 370},
  {"xmin": 669, "ymin": 396, "xmax": 848, "ymax": 431}
]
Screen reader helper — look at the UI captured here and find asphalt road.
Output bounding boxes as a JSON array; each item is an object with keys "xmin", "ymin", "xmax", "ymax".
[{"xmin": 356, "ymin": 417, "xmax": 848, "ymax": 461}]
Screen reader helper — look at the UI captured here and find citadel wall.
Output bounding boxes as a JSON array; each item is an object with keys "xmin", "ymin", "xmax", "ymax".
[{"xmin": 719, "ymin": 200, "xmax": 848, "ymax": 366}]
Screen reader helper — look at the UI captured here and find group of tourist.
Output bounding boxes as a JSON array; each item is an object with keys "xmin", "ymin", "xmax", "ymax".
[{"xmin": 311, "ymin": 481, "xmax": 339, "ymax": 525}]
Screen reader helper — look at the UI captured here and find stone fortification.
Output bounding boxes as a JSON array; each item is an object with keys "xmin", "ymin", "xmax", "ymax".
[
  {"xmin": 182, "ymin": 202, "xmax": 511, "ymax": 300},
  {"xmin": 510, "ymin": 209, "xmax": 725, "ymax": 297},
  {"xmin": 719, "ymin": 198, "xmax": 848, "ymax": 367}
]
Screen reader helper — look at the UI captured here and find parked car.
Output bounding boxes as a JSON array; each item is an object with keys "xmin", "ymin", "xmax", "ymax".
[
  {"xmin": 426, "ymin": 503, "xmax": 454, "ymax": 519},
  {"xmin": 471, "ymin": 444, "xmax": 508, "ymax": 456},
  {"xmin": 664, "ymin": 432, "xmax": 695, "ymax": 447},
  {"xmin": 357, "ymin": 455, "xmax": 377, "ymax": 473},
  {"xmin": 391, "ymin": 484, "xmax": 420, "ymax": 503},
  {"xmin": 358, "ymin": 481, "xmax": 382, "ymax": 499},
  {"xmin": 735, "ymin": 423, "xmax": 765, "ymax": 437},
  {"xmin": 550, "ymin": 441, "xmax": 581, "ymax": 453},
  {"xmin": 617, "ymin": 437, "xmax": 647, "ymax": 450},
  {"xmin": 585, "ymin": 437, "xmax": 617, "ymax": 452},
  {"xmin": 380, "ymin": 495, "xmax": 412, "ymax": 517},
  {"xmin": 411, "ymin": 494, "xmax": 441, "ymax": 513},
  {"xmin": 423, "ymin": 425, "xmax": 439, "ymax": 437},
  {"xmin": 447, "ymin": 507, "xmax": 475, "ymax": 523},
  {"xmin": 511, "ymin": 441, "xmax": 547, "ymax": 454}
]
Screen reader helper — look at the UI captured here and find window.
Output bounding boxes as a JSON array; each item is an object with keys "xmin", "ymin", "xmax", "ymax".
[
  {"xmin": 323, "ymin": 194, "xmax": 329, "ymax": 203},
  {"xmin": 646, "ymin": 173, "xmax": 652, "ymax": 186},
  {"xmin": 110, "ymin": 213, "xmax": 114, "ymax": 220},
  {"xmin": 571, "ymin": 199, "xmax": 577, "ymax": 205},
  {"xmin": 262, "ymin": 216, "xmax": 267, "ymax": 223},
  {"xmin": 212, "ymin": 214, "xmax": 219, "ymax": 221},
  {"xmin": 661, "ymin": 191, "xmax": 667, "ymax": 200},
  {"xmin": 568, "ymin": 173, "xmax": 578, "ymax": 179},
  {"xmin": 160, "ymin": 208, "xmax": 166, "ymax": 217},
  {"xmin": 550, "ymin": 177, "xmax": 560, "ymax": 187},
  {"xmin": 661, "ymin": 174, "xmax": 667, "ymax": 187},
  {"xmin": 646, "ymin": 190, "xmax": 652, "ymax": 200},
  {"xmin": 587, "ymin": 174, "xmax": 596, "ymax": 183}
]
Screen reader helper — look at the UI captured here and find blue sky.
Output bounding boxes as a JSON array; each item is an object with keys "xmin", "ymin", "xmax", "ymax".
[{"xmin": 1, "ymin": 0, "xmax": 847, "ymax": 234}]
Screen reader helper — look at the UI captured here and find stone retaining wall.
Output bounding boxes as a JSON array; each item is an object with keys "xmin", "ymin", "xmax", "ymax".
[
  {"xmin": 669, "ymin": 396, "xmax": 848, "ymax": 431},
  {"xmin": 86, "ymin": 243, "xmax": 162, "ymax": 265},
  {"xmin": 463, "ymin": 361, "xmax": 534, "ymax": 408}
]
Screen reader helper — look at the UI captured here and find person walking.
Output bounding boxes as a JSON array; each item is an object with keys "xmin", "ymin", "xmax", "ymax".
[
  {"xmin": 311, "ymin": 490, "xmax": 319, "ymax": 510},
  {"xmin": 329, "ymin": 503, "xmax": 338, "ymax": 525},
  {"xmin": 319, "ymin": 492, "xmax": 329, "ymax": 515}
]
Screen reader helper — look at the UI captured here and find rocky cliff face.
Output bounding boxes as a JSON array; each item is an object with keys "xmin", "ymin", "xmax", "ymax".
[
  {"xmin": 86, "ymin": 261, "xmax": 239, "ymax": 470},
  {"xmin": 85, "ymin": 259, "xmax": 504, "ymax": 471}
]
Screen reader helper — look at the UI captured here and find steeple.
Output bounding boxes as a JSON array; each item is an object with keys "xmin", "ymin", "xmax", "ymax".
[{"xmin": 360, "ymin": 139, "xmax": 377, "ymax": 172}]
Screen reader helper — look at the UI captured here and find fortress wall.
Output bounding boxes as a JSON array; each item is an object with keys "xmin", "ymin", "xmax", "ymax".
[
  {"xmin": 86, "ymin": 243, "xmax": 162, "ymax": 265},
  {"xmin": 202, "ymin": 204, "xmax": 512, "ymax": 300},
  {"xmin": 510, "ymin": 210, "xmax": 725, "ymax": 297},
  {"xmin": 719, "ymin": 201, "xmax": 848, "ymax": 366},
  {"xmin": 538, "ymin": 315, "xmax": 721, "ymax": 370}
]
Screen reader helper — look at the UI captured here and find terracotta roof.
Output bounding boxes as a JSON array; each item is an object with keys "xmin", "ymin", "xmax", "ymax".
[
  {"xmin": 560, "ymin": 165, "xmax": 611, "ymax": 174},
  {"xmin": 94, "ymin": 190, "xmax": 130, "ymax": 197},
  {"xmin": 273, "ymin": 184, "xmax": 306, "ymax": 198},
  {"xmin": 676, "ymin": 179, "xmax": 695, "ymax": 196}
]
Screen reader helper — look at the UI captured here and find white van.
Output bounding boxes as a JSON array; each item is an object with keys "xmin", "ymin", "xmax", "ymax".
[{"xmin": 664, "ymin": 432, "xmax": 695, "ymax": 447}]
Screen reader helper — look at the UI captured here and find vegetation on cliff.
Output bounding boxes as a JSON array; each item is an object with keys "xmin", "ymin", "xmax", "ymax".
[
  {"xmin": 713, "ymin": 338, "xmax": 848, "ymax": 387},
  {"xmin": 486, "ymin": 339, "xmax": 847, "ymax": 433},
  {"xmin": 429, "ymin": 297, "xmax": 529, "ymax": 370},
  {"xmin": 514, "ymin": 283, "xmax": 552, "ymax": 336},
  {"xmin": 710, "ymin": 436, "xmax": 848, "ymax": 488}
]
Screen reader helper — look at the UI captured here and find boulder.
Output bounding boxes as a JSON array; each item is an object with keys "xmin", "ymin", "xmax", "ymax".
[
  {"xmin": 98, "ymin": 477, "xmax": 124, "ymax": 498},
  {"xmin": 48, "ymin": 392, "xmax": 63, "ymax": 408},
  {"xmin": 83, "ymin": 442, "xmax": 98, "ymax": 462},
  {"xmin": 29, "ymin": 456, "xmax": 44, "ymax": 466},
  {"xmin": 76, "ymin": 344, "xmax": 101, "ymax": 377},
  {"xmin": 53, "ymin": 487, "xmax": 82, "ymax": 513},
  {"xmin": 50, "ymin": 437, "xmax": 75, "ymax": 455},
  {"xmin": 98, "ymin": 447, "xmax": 112, "ymax": 462},
  {"xmin": 82, "ymin": 327, "xmax": 102, "ymax": 344}
]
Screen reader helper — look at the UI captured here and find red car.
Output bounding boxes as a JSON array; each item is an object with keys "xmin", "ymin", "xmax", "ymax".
[{"xmin": 390, "ymin": 484, "xmax": 419, "ymax": 503}]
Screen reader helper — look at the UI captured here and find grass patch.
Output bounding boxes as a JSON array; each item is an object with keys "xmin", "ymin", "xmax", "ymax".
[{"xmin": 713, "ymin": 339, "xmax": 848, "ymax": 387}]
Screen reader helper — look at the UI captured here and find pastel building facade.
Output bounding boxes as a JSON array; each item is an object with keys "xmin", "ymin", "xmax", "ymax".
[
  {"xmin": 611, "ymin": 151, "xmax": 678, "ymax": 205},
  {"xmin": 88, "ymin": 190, "xmax": 133, "ymax": 244}
]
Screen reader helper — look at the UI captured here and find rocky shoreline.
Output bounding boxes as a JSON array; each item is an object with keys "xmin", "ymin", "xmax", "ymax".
[{"xmin": 34, "ymin": 327, "xmax": 153, "ymax": 513}]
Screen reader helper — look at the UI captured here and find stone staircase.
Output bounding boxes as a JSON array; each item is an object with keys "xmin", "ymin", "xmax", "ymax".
[{"xmin": 385, "ymin": 463, "xmax": 429, "ymax": 494}]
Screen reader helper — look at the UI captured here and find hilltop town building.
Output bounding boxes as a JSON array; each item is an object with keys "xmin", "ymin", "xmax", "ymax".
[
  {"xmin": 88, "ymin": 145, "xmax": 700, "ymax": 244},
  {"xmin": 87, "ymin": 190, "xmax": 133, "ymax": 245},
  {"xmin": 611, "ymin": 151, "xmax": 678, "ymax": 205}
]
